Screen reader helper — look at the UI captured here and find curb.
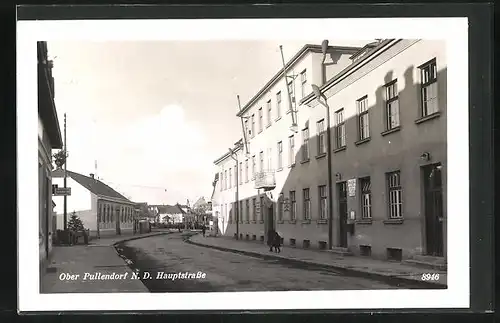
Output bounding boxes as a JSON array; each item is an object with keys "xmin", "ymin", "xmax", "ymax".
[{"xmin": 185, "ymin": 238, "xmax": 446, "ymax": 289}]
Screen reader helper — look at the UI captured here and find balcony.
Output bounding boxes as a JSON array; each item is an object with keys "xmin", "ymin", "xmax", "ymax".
[{"xmin": 254, "ymin": 170, "xmax": 276, "ymax": 191}]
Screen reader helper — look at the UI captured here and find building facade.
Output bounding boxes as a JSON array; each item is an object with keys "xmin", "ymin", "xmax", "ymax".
[
  {"xmin": 213, "ymin": 39, "xmax": 447, "ymax": 263},
  {"xmin": 52, "ymin": 170, "xmax": 136, "ymax": 238},
  {"xmin": 38, "ymin": 41, "xmax": 64, "ymax": 267}
]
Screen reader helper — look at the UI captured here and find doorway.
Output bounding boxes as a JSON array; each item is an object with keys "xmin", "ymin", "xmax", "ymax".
[
  {"xmin": 422, "ymin": 163, "xmax": 444, "ymax": 257},
  {"xmin": 115, "ymin": 207, "xmax": 121, "ymax": 235},
  {"xmin": 337, "ymin": 181, "xmax": 348, "ymax": 248}
]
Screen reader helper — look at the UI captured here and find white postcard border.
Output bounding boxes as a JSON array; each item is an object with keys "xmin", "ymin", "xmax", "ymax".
[{"xmin": 17, "ymin": 17, "xmax": 469, "ymax": 311}]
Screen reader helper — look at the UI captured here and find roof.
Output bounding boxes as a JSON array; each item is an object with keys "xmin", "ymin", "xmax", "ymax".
[
  {"xmin": 300, "ymin": 39, "xmax": 396, "ymax": 106},
  {"xmin": 236, "ymin": 43, "xmax": 361, "ymax": 118},
  {"xmin": 213, "ymin": 139, "xmax": 244, "ymax": 165},
  {"xmin": 52, "ymin": 169, "xmax": 131, "ymax": 203}
]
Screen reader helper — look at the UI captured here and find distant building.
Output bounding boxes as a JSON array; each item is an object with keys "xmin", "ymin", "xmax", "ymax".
[
  {"xmin": 213, "ymin": 39, "xmax": 447, "ymax": 263},
  {"xmin": 52, "ymin": 170, "xmax": 136, "ymax": 238},
  {"xmin": 149, "ymin": 204, "xmax": 185, "ymax": 224},
  {"xmin": 38, "ymin": 41, "xmax": 63, "ymax": 268}
]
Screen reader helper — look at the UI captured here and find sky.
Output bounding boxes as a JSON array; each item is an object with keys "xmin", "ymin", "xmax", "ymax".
[{"xmin": 48, "ymin": 40, "xmax": 370, "ymax": 205}]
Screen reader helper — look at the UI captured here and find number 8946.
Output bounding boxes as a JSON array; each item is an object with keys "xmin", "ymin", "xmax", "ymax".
[{"xmin": 421, "ymin": 273, "xmax": 440, "ymax": 281}]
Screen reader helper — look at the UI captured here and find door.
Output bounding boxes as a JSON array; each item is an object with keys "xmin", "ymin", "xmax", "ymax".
[
  {"xmin": 115, "ymin": 207, "xmax": 121, "ymax": 235},
  {"xmin": 337, "ymin": 182, "xmax": 348, "ymax": 248},
  {"xmin": 423, "ymin": 163, "xmax": 444, "ymax": 256}
]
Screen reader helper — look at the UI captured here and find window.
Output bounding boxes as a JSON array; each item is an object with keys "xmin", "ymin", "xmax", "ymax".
[
  {"xmin": 277, "ymin": 141, "xmax": 283, "ymax": 169},
  {"xmin": 251, "ymin": 155, "xmax": 256, "ymax": 179},
  {"xmin": 357, "ymin": 96, "xmax": 370, "ymax": 140},
  {"xmin": 316, "ymin": 119, "xmax": 326, "ymax": 155},
  {"xmin": 303, "ymin": 188, "xmax": 311, "ymax": 220},
  {"xmin": 302, "ymin": 127, "xmax": 309, "ymax": 161},
  {"xmin": 224, "ymin": 170, "xmax": 227, "ymax": 190},
  {"xmin": 266, "ymin": 100, "xmax": 272, "ymax": 126},
  {"xmin": 239, "ymin": 162, "xmax": 243, "ymax": 184},
  {"xmin": 287, "ymin": 81, "xmax": 295, "ymax": 109},
  {"xmin": 290, "ymin": 191, "xmax": 297, "ymax": 220},
  {"xmin": 246, "ymin": 200, "xmax": 250, "ymax": 222},
  {"xmin": 288, "ymin": 135, "xmax": 295, "ymax": 166},
  {"xmin": 385, "ymin": 81, "xmax": 400, "ymax": 130},
  {"xmin": 229, "ymin": 168, "xmax": 232, "ymax": 189},
  {"xmin": 245, "ymin": 159, "xmax": 249, "ymax": 182},
  {"xmin": 278, "ymin": 193, "xmax": 284, "ymax": 221},
  {"xmin": 259, "ymin": 151, "xmax": 264, "ymax": 172},
  {"xmin": 360, "ymin": 177, "xmax": 372, "ymax": 219},
  {"xmin": 420, "ymin": 59, "xmax": 438, "ymax": 116},
  {"xmin": 220, "ymin": 172, "xmax": 223, "ymax": 191},
  {"xmin": 334, "ymin": 109, "xmax": 346, "ymax": 149},
  {"xmin": 300, "ymin": 70, "xmax": 307, "ymax": 99},
  {"xmin": 244, "ymin": 119, "xmax": 249, "ymax": 137},
  {"xmin": 276, "ymin": 92, "xmax": 282, "ymax": 118},
  {"xmin": 239, "ymin": 201, "xmax": 244, "ymax": 223},
  {"xmin": 387, "ymin": 171, "xmax": 403, "ymax": 219},
  {"xmin": 251, "ymin": 114, "xmax": 255, "ymax": 137},
  {"xmin": 267, "ymin": 147, "xmax": 273, "ymax": 170},
  {"xmin": 258, "ymin": 107, "xmax": 263, "ymax": 133},
  {"xmin": 259, "ymin": 196, "xmax": 264, "ymax": 221},
  {"xmin": 252, "ymin": 198, "xmax": 257, "ymax": 221},
  {"xmin": 319, "ymin": 185, "xmax": 327, "ymax": 220}
]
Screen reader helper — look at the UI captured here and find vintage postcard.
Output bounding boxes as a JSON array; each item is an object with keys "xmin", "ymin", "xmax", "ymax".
[{"xmin": 17, "ymin": 16, "xmax": 469, "ymax": 312}]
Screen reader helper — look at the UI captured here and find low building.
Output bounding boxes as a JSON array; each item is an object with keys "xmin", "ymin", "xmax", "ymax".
[
  {"xmin": 213, "ymin": 39, "xmax": 447, "ymax": 263},
  {"xmin": 38, "ymin": 41, "xmax": 63, "ymax": 268},
  {"xmin": 52, "ymin": 170, "xmax": 136, "ymax": 238}
]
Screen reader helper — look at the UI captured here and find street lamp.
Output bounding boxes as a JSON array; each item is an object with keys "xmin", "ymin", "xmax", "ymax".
[
  {"xmin": 228, "ymin": 147, "xmax": 240, "ymax": 240},
  {"xmin": 311, "ymin": 83, "xmax": 334, "ymax": 250}
]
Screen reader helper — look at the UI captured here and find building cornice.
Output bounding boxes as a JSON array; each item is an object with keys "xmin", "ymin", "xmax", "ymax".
[
  {"xmin": 213, "ymin": 139, "xmax": 244, "ymax": 165},
  {"xmin": 236, "ymin": 44, "xmax": 361, "ymax": 118},
  {"xmin": 97, "ymin": 194, "xmax": 136, "ymax": 205},
  {"xmin": 301, "ymin": 39, "xmax": 398, "ymax": 106}
]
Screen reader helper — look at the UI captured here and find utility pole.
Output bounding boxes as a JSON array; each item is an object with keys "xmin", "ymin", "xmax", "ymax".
[
  {"xmin": 63, "ymin": 113, "xmax": 68, "ymax": 231},
  {"xmin": 229, "ymin": 148, "xmax": 239, "ymax": 240}
]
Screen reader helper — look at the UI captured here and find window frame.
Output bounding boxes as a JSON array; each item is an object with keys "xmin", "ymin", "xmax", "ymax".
[
  {"xmin": 239, "ymin": 162, "xmax": 243, "ymax": 185},
  {"xmin": 259, "ymin": 151, "xmax": 264, "ymax": 172},
  {"xmin": 357, "ymin": 96, "xmax": 370, "ymax": 141},
  {"xmin": 319, "ymin": 185, "xmax": 327, "ymax": 220},
  {"xmin": 258, "ymin": 107, "xmax": 263, "ymax": 133},
  {"xmin": 287, "ymin": 81, "xmax": 295, "ymax": 110},
  {"xmin": 419, "ymin": 58, "xmax": 439, "ymax": 117},
  {"xmin": 303, "ymin": 188, "xmax": 311, "ymax": 220},
  {"xmin": 300, "ymin": 69, "xmax": 307, "ymax": 99},
  {"xmin": 266, "ymin": 100, "xmax": 272, "ymax": 127},
  {"xmin": 288, "ymin": 135, "xmax": 295, "ymax": 166},
  {"xmin": 334, "ymin": 109, "xmax": 346, "ymax": 149},
  {"xmin": 277, "ymin": 141, "xmax": 283, "ymax": 170},
  {"xmin": 360, "ymin": 177, "xmax": 372, "ymax": 219},
  {"xmin": 384, "ymin": 80, "xmax": 400, "ymax": 131},
  {"xmin": 276, "ymin": 91, "xmax": 282, "ymax": 119},
  {"xmin": 387, "ymin": 171, "xmax": 403, "ymax": 219},
  {"xmin": 302, "ymin": 127, "xmax": 310, "ymax": 161},
  {"xmin": 316, "ymin": 119, "xmax": 326, "ymax": 155},
  {"xmin": 245, "ymin": 159, "xmax": 249, "ymax": 182},
  {"xmin": 290, "ymin": 191, "xmax": 297, "ymax": 221},
  {"xmin": 251, "ymin": 114, "xmax": 255, "ymax": 138},
  {"xmin": 251, "ymin": 155, "xmax": 256, "ymax": 179}
]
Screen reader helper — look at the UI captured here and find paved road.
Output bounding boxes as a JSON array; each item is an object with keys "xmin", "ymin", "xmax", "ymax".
[{"xmin": 116, "ymin": 233, "xmax": 404, "ymax": 292}]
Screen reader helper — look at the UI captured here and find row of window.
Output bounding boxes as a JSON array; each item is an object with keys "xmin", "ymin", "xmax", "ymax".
[
  {"xmin": 221, "ymin": 170, "xmax": 403, "ymax": 223},
  {"xmin": 219, "ymin": 59, "xmax": 439, "ymax": 190},
  {"xmin": 97, "ymin": 202, "xmax": 135, "ymax": 224},
  {"xmin": 245, "ymin": 69, "xmax": 308, "ymax": 138}
]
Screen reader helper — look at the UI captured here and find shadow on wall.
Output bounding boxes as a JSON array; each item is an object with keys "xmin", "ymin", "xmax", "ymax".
[{"xmin": 221, "ymin": 65, "xmax": 448, "ymax": 260}]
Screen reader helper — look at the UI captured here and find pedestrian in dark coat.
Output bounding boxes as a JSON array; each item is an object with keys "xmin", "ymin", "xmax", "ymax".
[
  {"xmin": 202, "ymin": 225, "xmax": 206, "ymax": 237},
  {"xmin": 267, "ymin": 230, "xmax": 274, "ymax": 252},
  {"xmin": 272, "ymin": 231, "xmax": 281, "ymax": 253}
]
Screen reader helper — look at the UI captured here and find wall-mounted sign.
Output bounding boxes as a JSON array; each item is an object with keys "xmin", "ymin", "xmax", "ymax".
[
  {"xmin": 347, "ymin": 179, "xmax": 356, "ymax": 197},
  {"xmin": 53, "ymin": 187, "xmax": 71, "ymax": 196},
  {"xmin": 283, "ymin": 198, "xmax": 291, "ymax": 212},
  {"xmin": 349, "ymin": 210, "xmax": 356, "ymax": 220}
]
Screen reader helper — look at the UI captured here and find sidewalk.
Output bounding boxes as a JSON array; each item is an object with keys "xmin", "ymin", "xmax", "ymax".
[
  {"xmin": 187, "ymin": 235, "xmax": 447, "ymax": 288},
  {"xmin": 41, "ymin": 231, "xmax": 173, "ymax": 293}
]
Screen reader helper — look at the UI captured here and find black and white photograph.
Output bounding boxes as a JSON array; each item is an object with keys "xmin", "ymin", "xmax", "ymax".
[{"xmin": 18, "ymin": 16, "xmax": 471, "ymax": 312}]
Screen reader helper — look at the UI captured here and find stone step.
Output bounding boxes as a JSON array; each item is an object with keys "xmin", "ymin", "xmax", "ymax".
[{"xmin": 326, "ymin": 247, "xmax": 353, "ymax": 256}]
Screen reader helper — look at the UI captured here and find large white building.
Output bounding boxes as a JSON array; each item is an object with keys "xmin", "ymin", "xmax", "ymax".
[{"xmin": 212, "ymin": 39, "xmax": 447, "ymax": 264}]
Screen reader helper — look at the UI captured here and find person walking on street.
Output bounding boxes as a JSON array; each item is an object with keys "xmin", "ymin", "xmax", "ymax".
[
  {"xmin": 202, "ymin": 224, "xmax": 206, "ymax": 237},
  {"xmin": 272, "ymin": 231, "xmax": 281, "ymax": 253}
]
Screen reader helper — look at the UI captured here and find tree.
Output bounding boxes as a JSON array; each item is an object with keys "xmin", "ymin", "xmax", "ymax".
[
  {"xmin": 67, "ymin": 211, "xmax": 85, "ymax": 231},
  {"xmin": 53, "ymin": 149, "xmax": 68, "ymax": 169}
]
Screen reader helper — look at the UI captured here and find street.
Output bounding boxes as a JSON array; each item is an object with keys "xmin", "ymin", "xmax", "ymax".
[{"xmin": 115, "ymin": 233, "xmax": 407, "ymax": 292}]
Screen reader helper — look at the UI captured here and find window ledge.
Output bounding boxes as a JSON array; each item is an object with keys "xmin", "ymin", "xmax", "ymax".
[
  {"xmin": 300, "ymin": 159, "xmax": 310, "ymax": 164},
  {"xmin": 259, "ymin": 220, "xmax": 265, "ymax": 224},
  {"xmin": 266, "ymin": 124, "xmax": 272, "ymax": 129},
  {"xmin": 315, "ymin": 153, "xmax": 327, "ymax": 160},
  {"xmin": 301, "ymin": 219, "xmax": 311, "ymax": 224},
  {"xmin": 356, "ymin": 219, "xmax": 373, "ymax": 225},
  {"xmin": 355, "ymin": 137, "xmax": 371, "ymax": 146},
  {"xmin": 277, "ymin": 220, "xmax": 285, "ymax": 224},
  {"xmin": 251, "ymin": 220, "xmax": 257, "ymax": 224},
  {"xmin": 286, "ymin": 109, "xmax": 292, "ymax": 115},
  {"xmin": 383, "ymin": 219, "xmax": 404, "ymax": 225},
  {"xmin": 245, "ymin": 221, "xmax": 250, "ymax": 224},
  {"xmin": 333, "ymin": 146, "xmax": 346, "ymax": 153},
  {"xmin": 275, "ymin": 116, "xmax": 282, "ymax": 122},
  {"xmin": 381, "ymin": 126, "xmax": 401, "ymax": 136},
  {"xmin": 316, "ymin": 219, "xmax": 328, "ymax": 224},
  {"xmin": 415, "ymin": 112, "xmax": 441, "ymax": 124},
  {"xmin": 277, "ymin": 167, "xmax": 283, "ymax": 172},
  {"xmin": 288, "ymin": 163, "xmax": 296, "ymax": 168},
  {"xmin": 258, "ymin": 130, "xmax": 263, "ymax": 134},
  {"xmin": 288, "ymin": 220, "xmax": 297, "ymax": 224}
]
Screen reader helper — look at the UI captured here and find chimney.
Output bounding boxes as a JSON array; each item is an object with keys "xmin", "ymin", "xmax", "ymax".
[{"xmin": 90, "ymin": 173, "xmax": 94, "ymax": 179}]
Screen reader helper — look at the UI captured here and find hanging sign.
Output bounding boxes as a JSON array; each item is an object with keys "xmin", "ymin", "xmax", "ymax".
[{"xmin": 347, "ymin": 179, "xmax": 356, "ymax": 197}]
